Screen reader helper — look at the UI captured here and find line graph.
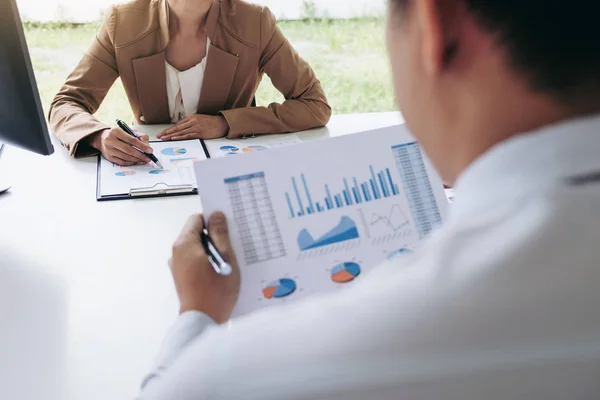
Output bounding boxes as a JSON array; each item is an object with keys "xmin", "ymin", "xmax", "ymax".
[
  {"xmin": 359, "ymin": 204, "xmax": 413, "ymax": 244},
  {"xmin": 369, "ymin": 204, "xmax": 410, "ymax": 232}
]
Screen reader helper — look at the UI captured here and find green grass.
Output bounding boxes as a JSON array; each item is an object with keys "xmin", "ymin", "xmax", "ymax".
[{"xmin": 23, "ymin": 18, "xmax": 395, "ymax": 126}]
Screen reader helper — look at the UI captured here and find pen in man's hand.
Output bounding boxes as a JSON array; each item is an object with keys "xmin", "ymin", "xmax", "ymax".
[
  {"xmin": 115, "ymin": 119, "xmax": 164, "ymax": 169},
  {"xmin": 201, "ymin": 228, "xmax": 232, "ymax": 276}
]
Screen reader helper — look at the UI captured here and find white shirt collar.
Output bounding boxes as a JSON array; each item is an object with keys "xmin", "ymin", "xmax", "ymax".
[{"xmin": 452, "ymin": 114, "xmax": 600, "ymax": 219}]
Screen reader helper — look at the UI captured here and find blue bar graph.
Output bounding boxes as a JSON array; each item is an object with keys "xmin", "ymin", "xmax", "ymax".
[
  {"xmin": 378, "ymin": 172, "xmax": 388, "ymax": 197},
  {"xmin": 370, "ymin": 166, "xmax": 380, "ymax": 199},
  {"xmin": 286, "ymin": 193, "xmax": 294, "ymax": 218},
  {"xmin": 361, "ymin": 183, "xmax": 369, "ymax": 202},
  {"xmin": 286, "ymin": 166, "xmax": 401, "ymax": 218},
  {"xmin": 343, "ymin": 179, "xmax": 352, "ymax": 206},
  {"xmin": 370, "ymin": 179, "xmax": 378, "ymax": 200},
  {"xmin": 292, "ymin": 177, "xmax": 304, "ymax": 217},
  {"xmin": 386, "ymin": 169, "xmax": 398, "ymax": 196},
  {"xmin": 302, "ymin": 175, "xmax": 315, "ymax": 215},
  {"xmin": 353, "ymin": 177, "xmax": 361, "ymax": 203}
]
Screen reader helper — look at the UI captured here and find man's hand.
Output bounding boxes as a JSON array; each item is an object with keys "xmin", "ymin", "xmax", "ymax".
[
  {"xmin": 170, "ymin": 213, "xmax": 240, "ymax": 324},
  {"xmin": 157, "ymin": 114, "xmax": 229, "ymax": 141},
  {"xmin": 90, "ymin": 127, "xmax": 152, "ymax": 166}
]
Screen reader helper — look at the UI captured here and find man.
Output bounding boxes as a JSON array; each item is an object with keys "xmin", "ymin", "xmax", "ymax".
[{"xmin": 139, "ymin": 1, "xmax": 600, "ymax": 398}]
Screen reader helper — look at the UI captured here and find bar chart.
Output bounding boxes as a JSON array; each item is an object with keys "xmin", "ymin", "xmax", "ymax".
[{"xmin": 285, "ymin": 165, "xmax": 401, "ymax": 218}]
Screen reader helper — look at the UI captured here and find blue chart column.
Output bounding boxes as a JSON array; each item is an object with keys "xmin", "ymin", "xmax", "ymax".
[
  {"xmin": 392, "ymin": 143, "xmax": 442, "ymax": 238},
  {"xmin": 225, "ymin": 172, "xmax": 286, "ymax": 264}
]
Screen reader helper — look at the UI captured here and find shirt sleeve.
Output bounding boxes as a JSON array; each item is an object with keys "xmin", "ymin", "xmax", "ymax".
[{"xmin": 139, "ymin": 311, "xmax": 216, "ymax": 393}]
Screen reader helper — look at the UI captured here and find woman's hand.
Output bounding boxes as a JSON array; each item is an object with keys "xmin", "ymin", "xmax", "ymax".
[
  {"xmin": 170, "ymin": 213, "xmax": 240, "ymax": 324},
  {"xmin": 90, "ymin": 127, "xmax": 152, "ymax": 166},
  {"xmin": 157, "ymin": 114, "xmax": 229, "ymax": 141}
]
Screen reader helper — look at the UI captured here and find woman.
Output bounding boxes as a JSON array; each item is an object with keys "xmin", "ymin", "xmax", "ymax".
[{"xmin": 49, "ymin": 0, "xmax": 331, "ymax": 165}]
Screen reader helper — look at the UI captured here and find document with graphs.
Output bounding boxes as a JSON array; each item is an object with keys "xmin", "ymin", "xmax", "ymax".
[{"xmin": 194, "ymin": 125, "xmax": 449, "ymax": 317}]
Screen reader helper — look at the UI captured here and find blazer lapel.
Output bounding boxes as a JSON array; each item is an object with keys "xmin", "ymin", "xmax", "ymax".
[
  {"xmin": 197, "ymin": 43, "xmax": 239, "ymax": 115},
  {"xmin": 132, "ymin": 53, "xmax": 170, "ymax": 124}
]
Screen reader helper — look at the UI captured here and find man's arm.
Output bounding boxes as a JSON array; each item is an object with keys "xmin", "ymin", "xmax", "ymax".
[
  {"xmin": 137, "ymin": 213, "xmax": 239, "ymax": 398},
  {"xmin": 140, "ymin": 311, "xmax": 215, "ymax": 391}
]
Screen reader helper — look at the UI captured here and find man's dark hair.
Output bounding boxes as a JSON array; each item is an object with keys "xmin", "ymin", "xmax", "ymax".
[{"xmin": 393, "ymin": 0, "xmax": 600, "ymax": 109}]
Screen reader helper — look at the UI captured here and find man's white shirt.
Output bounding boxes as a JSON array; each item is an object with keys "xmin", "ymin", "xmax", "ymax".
[{"xmin": 139, "ymin": 115, "xmax": 600, "ymax": 399}]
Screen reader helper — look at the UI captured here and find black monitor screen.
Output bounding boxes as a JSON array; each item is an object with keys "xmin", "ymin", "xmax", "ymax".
[{"xmin": 0, "ymin": 0, "xmax": 54, "ymax": 156}]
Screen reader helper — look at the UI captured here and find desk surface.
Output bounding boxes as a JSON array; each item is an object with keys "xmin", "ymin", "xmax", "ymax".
[{"xmin": 0, "ymin": 112, "xmax": 403, "ymax": 400}]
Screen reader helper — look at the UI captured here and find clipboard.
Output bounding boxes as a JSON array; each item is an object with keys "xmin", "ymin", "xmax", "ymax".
[{"xmin": 96, "ymin": 139, "xmax": 209, "ymax": 201}]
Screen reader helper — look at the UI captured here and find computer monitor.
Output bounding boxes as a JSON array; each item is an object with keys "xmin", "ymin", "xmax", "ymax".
[
  {"xmin": 0, "ymin": 0, "xmax": 54, "ymax": 193},
  {"xmin": 0, "ymin": 0, "xmax": 54, "ymax": 156}
]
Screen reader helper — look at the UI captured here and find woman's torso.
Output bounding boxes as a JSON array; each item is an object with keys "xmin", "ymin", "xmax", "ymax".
[{"xmin": 108, "ymin": 0, "xmax": 265, "ymax": 124}]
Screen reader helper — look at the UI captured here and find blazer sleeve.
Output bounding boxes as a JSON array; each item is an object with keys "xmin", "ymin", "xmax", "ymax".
[
  {"xmin": 48, "ymin": 7, "xmax": 119, "ymax": 157},
  {"xmin": 220, "ymin": 7, "xmax": 332, "ymax": 138}
]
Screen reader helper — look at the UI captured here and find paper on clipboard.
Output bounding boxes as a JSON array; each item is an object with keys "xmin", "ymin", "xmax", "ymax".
[{"xmin": 97, "ymin": 140, "xmax": 207, "ymax": 198}]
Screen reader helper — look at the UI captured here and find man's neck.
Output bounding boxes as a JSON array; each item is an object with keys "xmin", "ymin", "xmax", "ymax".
[{"xmin": 445, "ymin": 81, "xmax": 593, "ymax": 185}]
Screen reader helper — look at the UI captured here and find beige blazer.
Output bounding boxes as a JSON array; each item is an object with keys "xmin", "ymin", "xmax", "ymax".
[{"xmin": 49, "ymin": 0, "xmax": 332, "ymax": 157}]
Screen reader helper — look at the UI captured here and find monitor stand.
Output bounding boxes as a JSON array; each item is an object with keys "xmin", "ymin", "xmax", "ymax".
[
  {"xmin": 0, "ymin": 179, "xmax": 10, "ymax": 194},
  {"xmin": 0, "ymin": 144, "xmax": 11, "ymax": 194}
]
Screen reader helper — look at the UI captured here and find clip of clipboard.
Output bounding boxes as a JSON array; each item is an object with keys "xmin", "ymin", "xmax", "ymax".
[
  {"xmin": 129, "ymin": 182, "xmax": 195, "ymax": 196},
  {"xmin": 96, "ymin": 179, "xmax": 198, "ymax": 201}
]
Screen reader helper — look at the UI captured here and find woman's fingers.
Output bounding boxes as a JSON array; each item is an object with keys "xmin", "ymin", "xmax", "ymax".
[
  {"xmin": 169, "ymin": 128, "xmax": 201, "ymax": 140},
  {"xmin": 108, "ymin": 155, "xmax": 138, "ymax": 167},
  {"xmin": 135, "ymin": 132, "xmax": 150, "ymax": 144},
  {"xmin": 111, "ymin": 141, "xmax": 149, "ymax": 163},
  {"xmin": 113, "ymin": 129, "xmax": 153, "ymax": 153},
  {"xmin": 158, "ymin": 120, "xmax": 193, "ymax": 138}
]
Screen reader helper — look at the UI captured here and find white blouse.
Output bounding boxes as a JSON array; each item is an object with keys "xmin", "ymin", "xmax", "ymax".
[{"xmin": 165, "ymin": 38, "xmax": 210, "ymax": 123}]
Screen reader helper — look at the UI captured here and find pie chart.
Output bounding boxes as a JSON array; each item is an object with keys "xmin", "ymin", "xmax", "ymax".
[
  {"xmin": 220, "ymin": 145, "xmax": 239, "ymax": 152},
  {"xmin": 331, "ymin": 262, "xmax": 361, "ymax": 283},
  {"xmin": 387, "ymin": 248, "xmax": 412, "ymax": 260},
  {"xmin": 161, "ymin": 147, "xmax": 187, "ymax": 156},
  {"xmin": 242, "ymin": 145, "xmax": 268, "ymax": 153},
  {"xmin": 149, "ymin": 169, "xmax": 169, "ymax": 175},
  {"xmin": 248, "ymin": 145, "xmax": 268, "ymax": 151},
  {"xmin": 262, "ymin": 278, "xmax": 297, "ymax": 299},
  {"xmin": 115, "ymin": 171, "xmax": 136, "ymax": 176}
]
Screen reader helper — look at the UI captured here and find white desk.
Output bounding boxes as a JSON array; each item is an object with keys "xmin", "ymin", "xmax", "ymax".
[{"xmin": 0, "ymin": 112, "xmax": 403, "ymax": 400}]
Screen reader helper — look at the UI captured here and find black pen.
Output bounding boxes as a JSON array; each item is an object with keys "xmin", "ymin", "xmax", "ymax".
[
  {"xmin": 116, "ymin": 119, "xmax": 164, "ymax": 169},
  {"xmin": 201, "ymin": 228, "xmax": 232, "ymax": 276}
]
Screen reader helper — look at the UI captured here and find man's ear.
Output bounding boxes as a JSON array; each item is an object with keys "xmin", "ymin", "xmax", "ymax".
[{"xmin": 416, "ymin": 0, "xmax": 462, "ymax": 75}]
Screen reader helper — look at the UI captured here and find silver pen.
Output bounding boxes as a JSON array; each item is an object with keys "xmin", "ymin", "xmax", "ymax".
[{"xmin": 201, "ymin": 229, "xmax": 232, "ymax": 276}]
